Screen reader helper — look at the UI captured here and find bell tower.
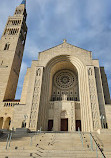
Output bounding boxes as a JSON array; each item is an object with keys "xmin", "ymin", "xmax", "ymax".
[{"xmin": 0, "ymin": 0, "xmax": 27, "ymax": 102}]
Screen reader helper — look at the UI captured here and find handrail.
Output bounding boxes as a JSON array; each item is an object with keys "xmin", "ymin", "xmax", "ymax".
[
  {"xmin": 90, "ymin": 132, "xmax": 106, "ymax": 158},
  {"xmin": 30, "ymin": 127, "xmax": 42, "ymax": 146},
  {"xmin": 9, "ymin": 132, "xmax": 12, "ymax": 147},
  {"xmin": 6, "ymin": 134, "xmax": 10, "ymax": 150},
  {"xmin": 5, "ymin": 130, "xmax": 13, "ymax": 150},
  {"xmin": 78, "ymin": 127, "xmax": 83, "ymax": 147}
]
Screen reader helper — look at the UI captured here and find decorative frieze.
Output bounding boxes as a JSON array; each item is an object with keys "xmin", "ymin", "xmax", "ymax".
[
  {"xmin": 29, "ymin": 67, "xmax": 43, "ymax": 130},
  {"xmin": 87, "ymin": 66, "xmax": 100, "ymax": 130},
  {"xmin": 71, "ymin": 102, "xmax": 75, "ymax": 131}
]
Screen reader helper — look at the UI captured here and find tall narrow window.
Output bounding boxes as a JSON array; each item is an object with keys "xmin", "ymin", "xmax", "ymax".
[
  {"xmin": 4, "ymin": 43, "xmax": 10, "ymax": 50},
  {"xmin": 1, "ymin": 60, "xmax": 3, "ymax": 65}
]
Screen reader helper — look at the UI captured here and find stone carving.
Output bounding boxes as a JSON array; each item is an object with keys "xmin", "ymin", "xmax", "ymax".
[
  {"xmin": 35, "ymin": 79, "xmax": 40, "ymax": 86},
  {"xmin": 88, "ymin": 67, "xmax": 100, "ymax": 130},
  {"xmin": 62, "ymin": 94, "xmax": 67, "ymax": 101},
  {"xmin": 36, "ymin": 68, "xmax": 41, "ymax": 76},
  {"xmin": 29, "ymin": 67, "xmax": 43, "ymax": 130},
  {"xmin": 88, "ymin": 68, "xmax": 93, "ymax": 76},
  {"xmin": 70, "ymin": 102, "xmax": 75, "ymax": 131}
]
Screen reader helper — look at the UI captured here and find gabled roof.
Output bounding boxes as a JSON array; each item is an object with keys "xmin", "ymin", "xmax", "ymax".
[{"xmin": 40, "ymin": 40, "xmax": 91, "ymax": 54}]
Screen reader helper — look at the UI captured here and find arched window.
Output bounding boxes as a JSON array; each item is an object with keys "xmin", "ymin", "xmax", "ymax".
[{"xmin": 4, "ymin": 43, "xmax": 10, "ymax": 50}]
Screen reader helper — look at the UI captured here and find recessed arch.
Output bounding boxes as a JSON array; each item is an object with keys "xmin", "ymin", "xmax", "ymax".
[
  {"xmin": 3, "ymin": 117, "xmax": 11, "ymax": 130},
  {"xmin": 38, "ymin": 54, "xmax": 93, "ymax": 132},
  {"xmin": 0, "ymin": 117, "xmax": 3, "ymax": 129}
]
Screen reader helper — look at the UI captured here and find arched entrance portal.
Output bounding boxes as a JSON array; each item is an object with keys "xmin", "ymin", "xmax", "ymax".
[
  {"xmin": 42, "ymin": 56, "xmax": 81, "ymax": 132},
  {"xmin": 48, "ymin": 60, "xmax": 81, "ymax": 132},
  {"xmin": 0, "ymin": 117, "xmax": 3, "ymax": 129},
  {"xmin": 3, "ymin": 117, "xmax": 11, "ymax": 130},
  {"xmin": 37, "ymin": 55, "xmax": 94, "ymax": 132}
]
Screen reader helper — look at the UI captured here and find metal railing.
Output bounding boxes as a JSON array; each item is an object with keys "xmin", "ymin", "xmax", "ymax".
[
  {"xmin": 78, "ymin": 127, "xmax": 83, "ymax": 147},
  {"xmin": 30, "ymin": 127, "xmax": 42, "ymax": 146},
  {"xmin": 6, "ymin": 131, "xmax": 13, "ymax": 150},
  {"xmin": 78, "ymin": 129, "xmax": 106, "ymax": 158},
  {"xmin": 90, "ymin": 132, "xmax": 106, "ymax": 158}
]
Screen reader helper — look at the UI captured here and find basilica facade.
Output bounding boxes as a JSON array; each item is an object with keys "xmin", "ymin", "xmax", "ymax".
[{"xmin": 0, "ymin": 1, "xmax": 111, "ymax": 132}]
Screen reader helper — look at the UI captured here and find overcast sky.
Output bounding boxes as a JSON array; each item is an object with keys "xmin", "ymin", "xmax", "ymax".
[{"xmin": 0, "ymin": 0, "xmax": 111, "ymax": 99}]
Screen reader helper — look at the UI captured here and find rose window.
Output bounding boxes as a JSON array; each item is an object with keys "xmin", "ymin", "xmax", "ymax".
[{"xmin": 54, "ymin": 70, "xmax": 76, "ymax": 89}]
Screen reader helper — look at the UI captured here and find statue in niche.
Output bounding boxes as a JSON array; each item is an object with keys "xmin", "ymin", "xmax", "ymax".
[
  {"xmin": 88, "ymin": 68, "xmax": 93, "ymax": 76},
  {"xmin": 36, "ymin": 68, "xmax": 41, "ymax": 76},
  {"xmin": 62, "ymin": 94, "xmax": 67, "ymax": 101}
]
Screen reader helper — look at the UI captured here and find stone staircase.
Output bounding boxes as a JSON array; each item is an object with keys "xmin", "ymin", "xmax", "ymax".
[
  {"xmin": 93, "ymin": 130, "xmax": 111, "ymax": 158},
  {"xmin": 0, "ymin": 131, "xmax": 108, "ymax": 158}
]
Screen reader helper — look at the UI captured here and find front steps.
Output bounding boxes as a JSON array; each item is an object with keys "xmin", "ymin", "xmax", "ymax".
[{"xmin": 0, "ymin": 131, "xmax": 109, "ymax": 158}]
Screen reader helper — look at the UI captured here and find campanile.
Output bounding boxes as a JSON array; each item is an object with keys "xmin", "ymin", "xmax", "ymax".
[{"xmin": 0, "ymin": 0, "xmax": 27, "ymax": 102}]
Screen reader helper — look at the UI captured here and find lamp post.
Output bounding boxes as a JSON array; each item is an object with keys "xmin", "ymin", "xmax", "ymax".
[
  {"xmin": 100, "ymin": 114, "xmax": 105, "ymax": 129},
  {"xmin": 23, "ymin": 115, "xmax": 28, "ymax": 128}
]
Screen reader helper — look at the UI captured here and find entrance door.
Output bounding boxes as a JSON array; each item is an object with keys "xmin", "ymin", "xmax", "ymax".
[
  {"xmin": 76, "ymin": 120, "xmax": 81, "ymax": 131},
  {"xmin": 61, "ymin": 118, "xmax": 68, "ymax": 131},
  {"xmin": 48, "ymin": 120, "xmax": 53, "ymax": 131}
]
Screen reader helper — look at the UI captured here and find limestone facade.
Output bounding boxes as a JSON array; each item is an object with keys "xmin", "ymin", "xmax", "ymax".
[{"xmin": 0, "ymin": 2, "xmax": 111, "ymax": 132}]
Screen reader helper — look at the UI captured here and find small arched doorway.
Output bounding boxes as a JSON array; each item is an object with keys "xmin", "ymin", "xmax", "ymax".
[
  {"xmin": 3, "ymin": 117, "xmax": 11, "ymax": 130},
  {"xmin": 0, "ymin": 117, "xmax": 3, "ymax": 129},
  {"xmin": 61, "ymin": 110, "xmax": 68, "ymax": 131}
]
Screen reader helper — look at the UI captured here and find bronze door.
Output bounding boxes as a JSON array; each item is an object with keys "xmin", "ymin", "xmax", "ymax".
[
  {"xmin": 48, "ymin": 120, "xmax": 53, "ymax": 131},
  {"xmin": 76, "ymin": 120, "xmax": 81, "ymax": 131},
  {"xmin": 61, "ymin": 119, "xmax": 68, "ymax": 131}
]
